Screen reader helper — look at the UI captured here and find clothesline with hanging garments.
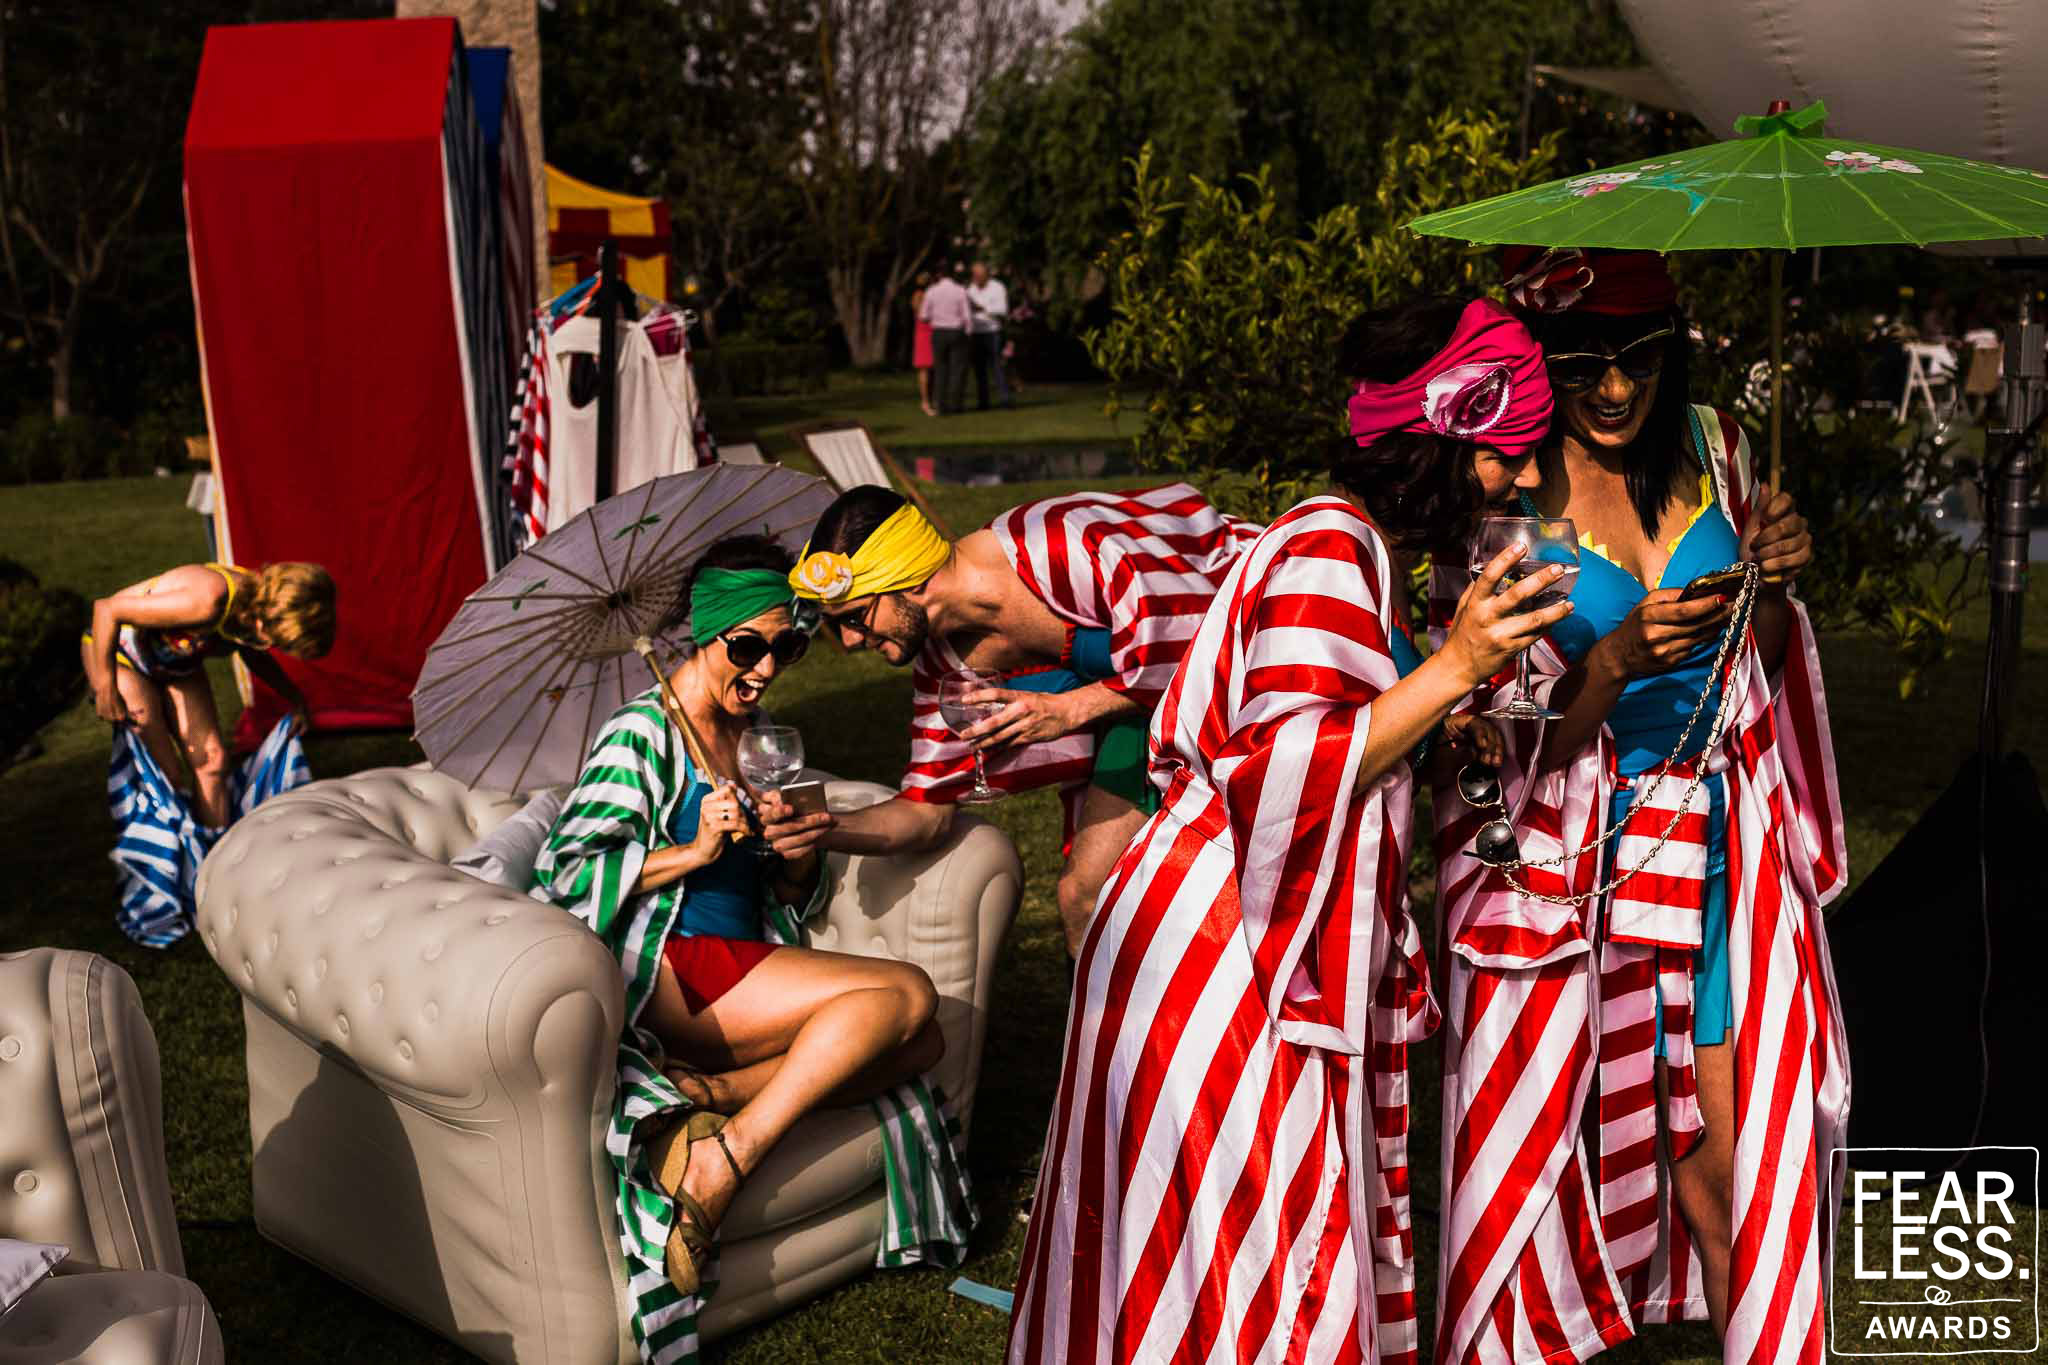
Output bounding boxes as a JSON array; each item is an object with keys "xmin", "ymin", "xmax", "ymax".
[{"xmin": 502, "ymin": 250, "xmax": 717, "ymax": 550}]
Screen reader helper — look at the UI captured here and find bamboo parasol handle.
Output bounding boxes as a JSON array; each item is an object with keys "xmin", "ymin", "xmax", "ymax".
[{"xmin": 633, "ymin": 636, "xmax": 747, "ymax": 843}]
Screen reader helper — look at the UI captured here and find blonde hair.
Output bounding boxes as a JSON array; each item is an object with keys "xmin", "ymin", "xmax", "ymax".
[{"xmin": 251, "ymin": 562, "xmax": 336, "ymax": 658}]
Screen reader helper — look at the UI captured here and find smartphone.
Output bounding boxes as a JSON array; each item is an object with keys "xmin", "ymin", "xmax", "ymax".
[
  {"xmin": 1678, "ymin": 565, "xmax": 1746, "ymax": 602},
  {"xmin": 780, "ymin": 779, "xmax": 829, "ymax": 817}
]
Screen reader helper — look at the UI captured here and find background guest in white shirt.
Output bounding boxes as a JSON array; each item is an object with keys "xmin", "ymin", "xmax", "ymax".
[
  {"xmin": 919, "ymin": 268, "xmax": 974, "ymax": 415},
  {"xmin": 966, "ymin": 262, "xmax": 1012, "ymax": 410}
]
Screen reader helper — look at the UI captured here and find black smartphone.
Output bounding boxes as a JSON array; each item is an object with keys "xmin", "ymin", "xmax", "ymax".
[
  {"xmin": 1678, "ymin": 565, "xmax": 1746, "ymax": 602},
  {"xmin": 780, "ymin": 778, "xmax": 829, "ymax": 816}
]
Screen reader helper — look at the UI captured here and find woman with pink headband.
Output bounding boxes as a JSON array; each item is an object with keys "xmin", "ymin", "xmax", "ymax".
[{"xmin": 1007, "ymin": 296, "xmax": 1568, "ymax": 1365}]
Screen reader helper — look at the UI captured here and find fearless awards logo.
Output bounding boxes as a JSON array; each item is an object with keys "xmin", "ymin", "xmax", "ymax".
[{"xmin": 1832, "ymin": 1148, "xmax": 2040, "ymax": 1355}]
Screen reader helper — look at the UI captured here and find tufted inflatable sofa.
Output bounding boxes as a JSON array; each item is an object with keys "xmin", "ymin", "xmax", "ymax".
[
  {"xmin": 0, "ymin": 949, "xmax": 224, "ymax": 1364},
  {"xmin": 193, "ymin": 765, "xmax": 1020, "ymax": 1364}
]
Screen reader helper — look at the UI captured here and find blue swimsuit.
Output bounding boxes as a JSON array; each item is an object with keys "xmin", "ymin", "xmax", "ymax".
[
  {"xmin": 665, "ymin": 773, "xmax": 762, "ymax": 941},
  {"xmin": 1532, "ymin": 474, "xmax": 1740, "ymax": 1050}
]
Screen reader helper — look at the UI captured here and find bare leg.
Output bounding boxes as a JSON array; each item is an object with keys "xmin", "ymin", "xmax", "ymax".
[
  {"xmin": 164, "ymin": 670, "xmax": 231, "ymax": 828},
  {"xmin": 1056, "ymin": 784, "xmax": 1145, "ymax": 957},
  {"xmin": 1659, "ymin": 1042, "xmax": 1736, "ymax": 1333},
  {"xmin": 643, "ymin": 946, "xmax": 943, "ymax": 1227},
  {"xmin": 688, "ymin": 1012, "xmax": 944, "ymax": 1114},
  {"xmin": 918, "ymin": 366, "xmax": 936, "ymax": 416},
  {"xmin": 88, "ymin": 643, "xmax": 186, "ymax": 790}
]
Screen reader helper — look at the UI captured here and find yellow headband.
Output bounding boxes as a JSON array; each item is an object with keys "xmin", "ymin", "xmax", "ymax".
[{"xmin": 789, "ymin": 503, "xmax": 951, "ymax": 604}]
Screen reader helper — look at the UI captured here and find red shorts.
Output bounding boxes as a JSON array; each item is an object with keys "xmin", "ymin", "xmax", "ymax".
[{"xmin": 662, "ymin": 934, "xmax": 778, "ymax": 1015}]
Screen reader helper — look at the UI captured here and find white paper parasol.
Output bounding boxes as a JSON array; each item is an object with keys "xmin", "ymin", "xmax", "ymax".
[{"xmin": 413, "ymin": 463, "xmax": 834, "ymax": 792}]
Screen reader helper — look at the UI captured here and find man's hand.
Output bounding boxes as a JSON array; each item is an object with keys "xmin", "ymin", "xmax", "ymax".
[{"xmin": 959, "ymin": 687, "xmax": 1079, "ymax": 750}]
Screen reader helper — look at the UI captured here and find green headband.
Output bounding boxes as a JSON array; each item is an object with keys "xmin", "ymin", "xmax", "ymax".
[{"xmin": 690, "ymin": 567, "xmax": 796, "ymax": 646}]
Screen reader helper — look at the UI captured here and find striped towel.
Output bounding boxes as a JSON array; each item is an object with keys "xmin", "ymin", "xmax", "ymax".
[{"xmin": 106, "ymin": 716, "xmax": 309, "ymax": 946}]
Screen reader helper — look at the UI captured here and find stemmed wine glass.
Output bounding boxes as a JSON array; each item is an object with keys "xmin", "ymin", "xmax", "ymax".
[
  {"xmin": 736, "ymin": 724, "xmax": 805, "ymax": 855},
  {"xmin": 938, "ymin": 668, "xmax": 1006, "ymax": 805},
  {"xmin": 1469, "ymin": 517, "xmax": 1579, "ymax": 721}
]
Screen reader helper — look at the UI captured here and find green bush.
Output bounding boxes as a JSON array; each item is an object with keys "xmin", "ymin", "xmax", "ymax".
[
  {"xmin": 696, "ymin": 341, "xmax": 832, "ymax": 398},
  {"xmin": 2, "ymin": 414, "xmax": 121, "ymax": 485},
  {"xmin": 0, "ymin": 557, "xmax": 88, "ymax": 762},
  {"xmin": 1085, "ymin": 113, "xmax": 1559, "ymax": 520}
]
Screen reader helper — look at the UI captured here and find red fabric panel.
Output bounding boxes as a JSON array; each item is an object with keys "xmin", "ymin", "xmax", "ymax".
[{"xmin": 185, "ymin": 18, "xmax": 487, "ymax": 746}]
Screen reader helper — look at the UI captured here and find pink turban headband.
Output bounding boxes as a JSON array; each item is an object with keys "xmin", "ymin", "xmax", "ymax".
[{"xmin": 1345, "ymin": 297, "xmax": 1553, "ymax": 459}]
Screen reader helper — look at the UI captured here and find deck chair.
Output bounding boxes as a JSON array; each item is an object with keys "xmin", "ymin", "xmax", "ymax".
[
  {"xmin": 718, "ymin": 441, "xmax": 769, "ymax": 465},
  {"xmin": 800, "ymin": 421, "xmax": 951, "ymax": 536}
]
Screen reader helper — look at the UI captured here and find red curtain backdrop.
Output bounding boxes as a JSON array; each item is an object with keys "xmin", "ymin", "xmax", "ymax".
[{"xmin": 185, "ymin": 18, "xmax": 490, "ymax": 746}]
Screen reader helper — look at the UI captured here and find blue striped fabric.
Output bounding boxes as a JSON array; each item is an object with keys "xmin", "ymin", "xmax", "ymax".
[{"xmin": 105, "ymin": 717, "xmax": 310, "ymax": 947}]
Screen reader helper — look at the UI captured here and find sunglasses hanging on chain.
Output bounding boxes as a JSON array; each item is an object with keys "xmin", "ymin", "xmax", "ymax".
[{"xmin": 1456, "ymin": 560, "xmax": 1762, "ymax": 906}]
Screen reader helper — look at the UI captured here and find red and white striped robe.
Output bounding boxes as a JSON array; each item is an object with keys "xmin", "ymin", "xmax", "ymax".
[
  {"xmin": 1430, "ymin": 408, "xmax": 1850, "ymax": 1365},
  {"xmin": 900, "ymin": 483, "xmax": 1261, "ymax": 821},
  {"xmin": 1010, "ymin": 497, "xmax": 1437, "ymax": 1365}
]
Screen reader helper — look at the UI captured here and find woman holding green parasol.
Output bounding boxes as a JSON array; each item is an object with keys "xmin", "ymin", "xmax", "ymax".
[{"xmin": 1430, "ymin": 250, "xmax": 1849, "ymax": 1364}]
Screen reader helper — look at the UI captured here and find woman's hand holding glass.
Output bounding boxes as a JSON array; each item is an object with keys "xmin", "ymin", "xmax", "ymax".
[{"xmin": 1440, "ymin": 543, "xmax": 1576, "ymax": 693}]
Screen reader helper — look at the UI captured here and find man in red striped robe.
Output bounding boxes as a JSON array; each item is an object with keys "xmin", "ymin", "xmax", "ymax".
[
  {"xmin": 1430, "ymin": 406, "xmax": 1850, "ymax": 1365},
  {"xmin": 792, "ymin": 482, "xmax": 1260, "ymax": 951}
]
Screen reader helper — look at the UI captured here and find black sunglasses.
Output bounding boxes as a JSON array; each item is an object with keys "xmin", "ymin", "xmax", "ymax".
[
  {"xmin": 1457, "ymin": 763, "xmax": 1522, "ymax": 867},
  {"xmin": 825, "ymin": 594, "xmax": 886, "ymax": 645},
  {"xmin": 719, "ymin": 628, "xmax": 809, "ymax": 669},
  {"xmin": 1545, "ymin": 326, "xmax": 1675, "ymax": 395}
]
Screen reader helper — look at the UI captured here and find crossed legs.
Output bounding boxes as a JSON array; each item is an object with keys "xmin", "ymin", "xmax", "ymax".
[{"xmin": 643, "ymin": 946, "xmax": 944, "ymax": 1234}]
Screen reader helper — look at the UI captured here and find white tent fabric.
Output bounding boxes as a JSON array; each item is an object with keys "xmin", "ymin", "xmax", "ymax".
[
  {"xmin": 542, "ymin": 315, "xmax": 702, "ymax": 534},
  {"xmin": 1620, "ymin": 1, "xmax": 2048, "ymax": 255}
]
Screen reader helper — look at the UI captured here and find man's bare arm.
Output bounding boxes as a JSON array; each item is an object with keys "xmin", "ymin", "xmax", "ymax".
[{"xmin": 821, "ymin": 793, "xmax": 958, "ymax": 856}]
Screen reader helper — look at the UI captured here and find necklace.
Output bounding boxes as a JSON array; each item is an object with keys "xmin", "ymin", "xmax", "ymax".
[{"xmin": 1457, "ymin": 560, "xmax": 1761, "ymax": 906}]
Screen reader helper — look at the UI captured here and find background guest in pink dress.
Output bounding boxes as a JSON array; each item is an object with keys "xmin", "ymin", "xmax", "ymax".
[{"xmin": 909, "ymin": 272, "xmax": 936, "ymax": 417}]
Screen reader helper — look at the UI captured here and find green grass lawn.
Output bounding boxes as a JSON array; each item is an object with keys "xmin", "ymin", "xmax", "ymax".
[
  {"xmin": 706, "ymin": 370, "xmax": 1133, "ymax": 468},
  {"xmin": 2, "ymin": 470, "xmax": 2040, "ymax": 1363}
]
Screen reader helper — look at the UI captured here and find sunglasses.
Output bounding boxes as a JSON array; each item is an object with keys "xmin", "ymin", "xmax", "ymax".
[
  {"xmin": 1545, "ymin": 327, "xmax": 1675, "ymax": 395},
  {"xmin": 719, "ymin": 628, "xmax": 809, "ymax": 670},
  {"xmin": 825, "ymin": 594, "xmax": 886, "ymax": 645},
  {"xmin": 1457, "ymin": 763, "xmax": 1522, "ymax": 867}
]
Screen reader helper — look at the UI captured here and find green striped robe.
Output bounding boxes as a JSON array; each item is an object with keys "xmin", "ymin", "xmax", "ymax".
[{"xmin": 533, "ymin": 687, "xmax": 976, "ymax": 1364}]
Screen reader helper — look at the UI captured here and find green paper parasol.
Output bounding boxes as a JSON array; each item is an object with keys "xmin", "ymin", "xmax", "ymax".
[{"xmin": 1409, "ymin": 100, "xmax": 2048, "ymax": 483}]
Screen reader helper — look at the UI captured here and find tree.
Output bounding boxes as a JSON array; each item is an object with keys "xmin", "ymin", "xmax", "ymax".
[
  {"xmin": 798, "ymin": 0, "xmax": 1053, "ymax": 367},
  {"xmin": 1086, "ymin": 114, "xmax": 1560, "ymax": 519},
  {"xmin": 968, "ymin": 0, "xmax": 1643, "ymax": 320},
  {"xmin": 541, "ymin": 0, "xmax": 818, "ymax": 343},
  {"xmin": 0, "ymin": 3, "xmax": 184, "ymax": 418}
]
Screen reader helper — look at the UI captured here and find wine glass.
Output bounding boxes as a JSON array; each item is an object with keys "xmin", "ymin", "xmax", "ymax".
[
  {"xmin": 1468, "ymin": 517, "xmax": 1579, "ymax": 721},
  {"xmin": 737, "ymin": 725, "xmax": 804, "ymax": 855},
  {"xmin": 938, "ymin": 668, "xmax": 1006, "ymax": 805}
]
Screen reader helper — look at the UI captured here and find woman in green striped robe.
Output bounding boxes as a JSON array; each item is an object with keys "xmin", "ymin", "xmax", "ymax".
[{"xmin": 535, "ymin": 536, "xmax": 972, "ymax": 1362}]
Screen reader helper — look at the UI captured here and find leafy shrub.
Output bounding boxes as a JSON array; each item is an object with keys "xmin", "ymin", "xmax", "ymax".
[
  {"xmin": 2, "ymin": 414, "xmax": 121, "ymax": 485},
  {"xmin": 0, "ymin": 558, "xmax": 88, "ymax": 761},
  {"xmin": 696, "ymin": 342, "xmax": 832, "ymax": 398},
  {"xmin": 1085, "ymin": 113, "xmax": 1560, "ymax": 520}
]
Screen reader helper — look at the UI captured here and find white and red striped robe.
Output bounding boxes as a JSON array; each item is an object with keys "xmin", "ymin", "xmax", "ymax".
[
  {"xmin": 1010, "ymin": 496, "xmax": 1437, "ymax": 1365},
  {"xmin": 1430, "ymin": 407, "xmax": 1850, "ymax": 1365},
  {"xmin": 899, "ymin": 483, "xmax": 1261, "ymax": 823}
]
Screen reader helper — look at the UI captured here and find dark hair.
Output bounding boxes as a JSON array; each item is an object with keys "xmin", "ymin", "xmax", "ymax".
[
  {"xmin": 1330, "ymin": 297, "xmax": 1497, "ymax": 560},
  {"xmin": 1525, "ymin": 307, "xmax": 1693, "ymax": 540},
  {"xmin": 808, "ymin": 485, "xmax": 908, "ymax": 559},
  {"xmin": 655, "ymin": 534, "xmax": 795, "ymax": 636}
]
